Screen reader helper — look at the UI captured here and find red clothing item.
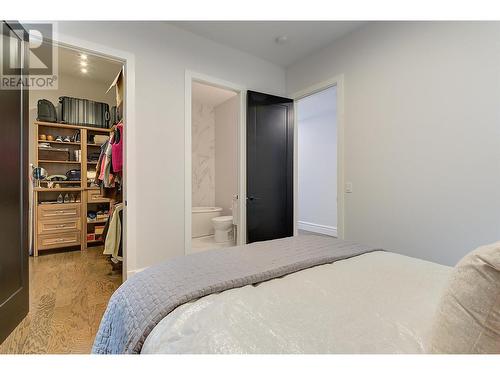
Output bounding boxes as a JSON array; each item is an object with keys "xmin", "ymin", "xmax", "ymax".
[{"xmin": 111, "ymin": 122, "xmax": 124, "ymax": 173}]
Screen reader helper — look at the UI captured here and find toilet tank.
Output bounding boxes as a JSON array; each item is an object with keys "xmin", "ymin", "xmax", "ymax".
[{"xmin": 192, "ymin": 206, "xmax": 223, "ymax": 238}]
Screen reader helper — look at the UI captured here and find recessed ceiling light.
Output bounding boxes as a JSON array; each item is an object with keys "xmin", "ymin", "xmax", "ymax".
[
  {"xmin": 81, "ymin": 68, "xmax": 87, "ymax": 74},
  {"xmin": 80, "ymin": 54, "xmax": 88, "ymax": 60},
  {"xmin": 275, "ymin": 35, "xmax": 288, "ymax": 45},
  {"xmin": 80, "ymin": 61, "xmax": 88, "ymax": 67}
]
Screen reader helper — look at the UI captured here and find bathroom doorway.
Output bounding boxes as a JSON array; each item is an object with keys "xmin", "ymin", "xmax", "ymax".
[{"xmin": 185, "ymin": 72, "xmax": 245, "ymax": 254}]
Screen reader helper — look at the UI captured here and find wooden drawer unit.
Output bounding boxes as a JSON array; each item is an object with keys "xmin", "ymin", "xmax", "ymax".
[
  {"xmin": 38, "ymin": 203, "xmax": 80, "ymax": 220},
  {"xmin": 87, "ymin": 189, "xmax": 110, "ymax": 203},
  {"xmin": 37, "ymin": 218, "xmax": 81, "ymax": 235},
  {"xmin": 37, "ymin": 231, "xmax": 81, "ymax": 250}
]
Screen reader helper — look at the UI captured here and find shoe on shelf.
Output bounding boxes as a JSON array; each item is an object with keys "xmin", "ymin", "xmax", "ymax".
[
  {"xmin": 55, "ymin": 135, "xmax": 63, "ymax": 142},
  {"xmin": 70, "ymin": 131, "xmax": 79, "ymax": 143},
  {"xmin": 62, "ymin": 136, "xmax": 71, "ymax": 142}
]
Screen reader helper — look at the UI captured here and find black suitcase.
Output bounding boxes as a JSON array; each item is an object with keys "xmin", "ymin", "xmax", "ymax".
[{"xmin": 58, "ymin": 96, "xmax": 110, "ymax": 128}]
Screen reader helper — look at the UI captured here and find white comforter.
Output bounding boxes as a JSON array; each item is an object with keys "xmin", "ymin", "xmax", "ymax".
[{"xmin": 142, "ymin": 251, "xmax": 451, "ymax": 354}]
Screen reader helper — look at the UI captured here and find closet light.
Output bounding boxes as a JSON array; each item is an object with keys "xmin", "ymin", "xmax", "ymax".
[
  {"xmin": 80, "ymin": 54, "xmax": 88, "ymax": 60},
  {"xmin": 81, "ymin": 68, "xmax": 88, "ymax": 74},
  {"xmin": 80, "ymin": 61, "xmax": 88, "ymax": 67}
]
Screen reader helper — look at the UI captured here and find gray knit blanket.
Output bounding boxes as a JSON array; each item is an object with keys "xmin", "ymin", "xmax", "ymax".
[{"xmin": 92, "ymin": 235, "xmax": 380, "ymax": 354}]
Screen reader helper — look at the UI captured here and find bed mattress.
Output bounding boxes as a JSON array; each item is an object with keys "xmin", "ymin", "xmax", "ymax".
[{"xmin": 142, "ymin": 251, "xmax": 451, "ymax": 354}]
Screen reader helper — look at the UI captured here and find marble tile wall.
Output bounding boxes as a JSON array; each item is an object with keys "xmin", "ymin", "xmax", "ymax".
[{"xmin": 192, "ymin": 100, "xmax": 215, "ymax": 207}]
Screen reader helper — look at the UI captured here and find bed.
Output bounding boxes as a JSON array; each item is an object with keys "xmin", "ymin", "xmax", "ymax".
[
  {"xmin": 141, "ymin": 250, "xmax": 450, "ymax": 354},
  {"xmin": 92, "ymin": 234, "xmax": 461, "ymax": 354}
]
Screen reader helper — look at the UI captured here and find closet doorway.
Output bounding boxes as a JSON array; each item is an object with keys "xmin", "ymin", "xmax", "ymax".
[
  {"xmin": 185, "ymin": 72, "xmax": 246, "ymax": 254},
  {"xmin": 29, "ymin": 43, "xmax": 126, "ymax": 264},
  {"xmin": 296, "ymin": 86, "xmax": 337, "ymax": 237},
  {"xmin": 292, "ymin": 76, "xmax": 345, "ymax": 239},
  {"xmin": 1, "ymin": 40, "xmax": 128, "ymax": 353}
]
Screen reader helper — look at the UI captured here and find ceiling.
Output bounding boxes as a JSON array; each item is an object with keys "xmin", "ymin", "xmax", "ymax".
[
  {"xmin": 57, "ymin": 45, "xmax": 123, "ymax": 84},
  {"xmin": 192, "ymin": 81, "xmax": 237, "ymax": 107},
  {"xmin": 171, "ymin": 21, "xmax": 365, "ymax": 67}
]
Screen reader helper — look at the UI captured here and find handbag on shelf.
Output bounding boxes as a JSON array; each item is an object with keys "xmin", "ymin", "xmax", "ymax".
[
  {"xmin": 65, "ymin": 169, "xmax": 81, "ymax": 181},
  {"xmin": 37, "ymin": 99, "xmax": 57, "ymax": 123}
]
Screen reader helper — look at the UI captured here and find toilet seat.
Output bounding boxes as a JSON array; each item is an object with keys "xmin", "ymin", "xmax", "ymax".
[{"xmin": 212, "ymin": 215, "xmax": 233, "ymax": 223}]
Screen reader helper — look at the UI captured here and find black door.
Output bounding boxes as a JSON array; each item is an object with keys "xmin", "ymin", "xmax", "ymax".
[
  {"xmin": 0, "ymin": 21, "xmax": 29, "ymax": 344},
  {"xmin": 247, "ymin": 91, "xmax": 293, "ymax": 243}
]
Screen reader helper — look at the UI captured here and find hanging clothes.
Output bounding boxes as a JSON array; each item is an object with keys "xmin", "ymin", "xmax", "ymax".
[
  {"xmin": 104, "ymin": 203, "xmax": 123, "ymax": 262},
  {"xmin": 117, "ymin": 209, "xmax": 123, "ymax": 259},
  {"xmin": 111, "ymin": 122, "xmax": 124, "ymax": 173},
  {"xmin": 95, "ymin": 140, "xmax": 108, "ymax": 179},
  {"xmin": 96, "ymin": 124, "xmax": 124, "ymax": 189},
  {"xmin": 98, "ymin": 132, "xmax": 115, "ymax": 188}
]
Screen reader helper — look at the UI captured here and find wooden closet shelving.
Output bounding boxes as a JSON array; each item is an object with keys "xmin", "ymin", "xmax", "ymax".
[
  {"xmin": 87, "ymin": 219, "xmax": 109, "ymax": 224},
  {"xmin": 38, "ymin": 140, "xmax": 81, "ymax": 146},
  {"xmin": 35, "ymin": 120, "xmax": 112, "ymax": 133},
  {"xmin": 39, "ymin": 160, "xmax": 82, "ymax": 164},
  {"xmin": 34, "ymin": 187, "xmax": 83, "ymax": 192},
  {"xmin": 40, "ymin": 180, "xmax": 82, "ymax": 184},
  {"xmin": 33, "ymin": 121, "xmax": 112, "ymax": 256}
]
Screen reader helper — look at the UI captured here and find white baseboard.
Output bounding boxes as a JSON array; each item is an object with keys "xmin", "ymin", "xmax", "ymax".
[
  {"xmin": 127, "ymin": 267, "xmax": 147, "ymax": 278},
  {"xmin": 297, "ymin": 221, "xmax": 337, "ymax": 237}
]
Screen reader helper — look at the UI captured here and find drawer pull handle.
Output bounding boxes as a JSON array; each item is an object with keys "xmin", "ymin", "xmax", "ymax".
[
  {"xmin": 46, "ymin": 211, "xmax": 74, "ymax": 216},
  {"xmin": 56, "ymin": 224, "xmax": 66, "ymax": 228},
  {"xmin": 52, "ymin": 238, "xmax": 74, "ymax": 243}
]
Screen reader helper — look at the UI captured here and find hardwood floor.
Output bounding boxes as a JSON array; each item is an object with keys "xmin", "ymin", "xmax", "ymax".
[{"xmin": 0, "ymin": 246, "xmax": 121, "ymax": 354}]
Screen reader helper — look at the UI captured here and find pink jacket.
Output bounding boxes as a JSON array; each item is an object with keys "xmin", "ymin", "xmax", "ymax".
[{"xmin": 111, "ymin": 123, "xmax": 124, "ymax": 173}]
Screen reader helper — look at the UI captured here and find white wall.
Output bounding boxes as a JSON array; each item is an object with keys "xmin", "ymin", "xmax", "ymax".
[
  {"xmin": 287, "ymin": 21, "xmax": 500, "ymax": 266},
  {"xmin": 215, "ymin": 96, "xmax": 239, "ymax": 215},
  {"xmin": 297, "ymin": 86, "xmax": 337, "ymax": 235},
  {"xmin": 192, "ymin": 100, "xmax": 215, "ymax": 207},
  {"xmin": 56, "ymin": 21, "xmax": 286, "ymax": 272}
]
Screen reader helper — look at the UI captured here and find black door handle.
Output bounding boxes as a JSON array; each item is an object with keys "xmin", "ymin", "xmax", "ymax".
[{"xmin": 247, "ymin": 195, "xmax": 261, "ymax": 201}]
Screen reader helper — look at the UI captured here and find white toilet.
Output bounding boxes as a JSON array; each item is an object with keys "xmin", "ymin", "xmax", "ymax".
[{"xmin": 211, "ymin": 216, "xmax": 233, "ymax": 243}]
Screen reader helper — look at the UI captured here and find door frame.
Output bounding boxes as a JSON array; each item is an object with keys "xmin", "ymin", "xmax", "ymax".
[
  {"xmin": 184, "ymin": 70, "xmax": 247, "ymax": 254},
  {"xmin": 291, "ymin": 74, "xmax": 345, "ymax": 239},
  {"xmin": 34, "ymin": 30, "xmax": 136, "ymax": 280}
]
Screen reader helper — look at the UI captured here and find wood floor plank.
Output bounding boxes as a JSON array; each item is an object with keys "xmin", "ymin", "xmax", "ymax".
[
  {"xmin": 0, "ymin": 246, "xmax": 121, "ymax": 354},
  {"xmin": 23, "ymin": 293, "xmax": 56, "ymax": 354}
]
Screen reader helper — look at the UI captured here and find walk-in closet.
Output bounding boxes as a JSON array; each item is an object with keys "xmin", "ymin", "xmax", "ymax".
[{"xmin": 29, "ymin": 45, "xmax": 125, "ymax": 278}]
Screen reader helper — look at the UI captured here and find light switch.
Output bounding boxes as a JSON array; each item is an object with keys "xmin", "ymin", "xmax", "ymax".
[{"xmin": 345, "ymin": 182, "xmax": 353, "ymax": 193}]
